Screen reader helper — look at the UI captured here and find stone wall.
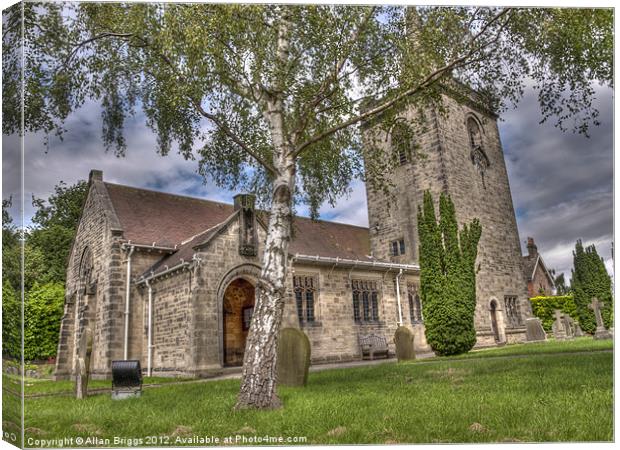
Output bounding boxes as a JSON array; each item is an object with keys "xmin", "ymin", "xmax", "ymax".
[
  {"xmin": 55, "ymin": 173, "xmax": 125, "ymax": 379},
  {"xmin": 364, "ymin": 93, "xmax": 530, "ymax": 346},
  {"xmin": 292, "ymin": 264, "xmax": 430, "ymax": 362}
]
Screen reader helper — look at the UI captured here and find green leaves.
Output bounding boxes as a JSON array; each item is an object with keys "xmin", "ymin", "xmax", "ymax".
[
  {"xmin": 418, "ymin": 191, "xmax": 481, "ymax": 356},
  {"xmin": 570, "ymin": 240, "xmax": 613, "ymax": 333},
  {"xmin": 24, "ymin": 282, "xmax": 66, "ymax": 361}
]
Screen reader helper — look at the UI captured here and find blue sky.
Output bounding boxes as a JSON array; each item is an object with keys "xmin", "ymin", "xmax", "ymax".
[{"xmin": 2, "ymin": 82, "xmax": 613, "ymax": 281}]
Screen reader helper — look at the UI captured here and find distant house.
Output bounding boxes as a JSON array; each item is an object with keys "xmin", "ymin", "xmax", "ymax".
[{"xmin": 522, "ymin": 237, "xmax": 556, "ymax": 297}]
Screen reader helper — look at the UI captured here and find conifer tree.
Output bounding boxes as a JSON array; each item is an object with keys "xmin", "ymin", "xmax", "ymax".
[
  {"xmin": 418, "ymin": 191, "xmax": 481, "ymax": 356},
  {"xmin": 571, "ymin": 240, "xmax": 613, "ymax": 333}
]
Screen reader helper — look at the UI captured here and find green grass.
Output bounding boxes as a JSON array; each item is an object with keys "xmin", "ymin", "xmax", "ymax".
[
  {"xmin": 10, "ymin": 376, "xmax": 194, "ymax": 397},
  {"xmin": 19, "ymin": 340, "xmax": 612, "ymax": 445},
  {"xmin": 434, "ymin": 336, "xmax": 613, "ymax": 360}
]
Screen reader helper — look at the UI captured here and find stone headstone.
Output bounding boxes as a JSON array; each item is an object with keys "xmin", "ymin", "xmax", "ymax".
[
  {"xmin": 394, "ymin": 326, "xmax": 415, "ymax": 361},
  {"xmin": 75, "ymin": 327, "xmax": 93, "ymax": 399},
  {"xmin": 277, "ymin": 327, "xmax": 311, "ymax": 387},
  {"xmin": 589, "ymin": 298, "xmax": 612, "ymax": 340},
  {"xmin": 525, "ymin": 318, "xmax": 547, "ymax": 342},
  {"xmin": 562, "ymin": 314, "xmax": 576, "ymax": 338},
  {"xmin": 573, "ymin": 322, "xmax": 585, "ymax": 337},
  {"xmin": 552, "ymin": 309, "xmax": 568, "ymax": 341}
]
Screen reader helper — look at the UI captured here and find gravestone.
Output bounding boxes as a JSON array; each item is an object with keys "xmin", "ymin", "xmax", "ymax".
[
  {"xmin": 562, "ymin": 314, "xmax": 576, "ymax": 338},
  {"xmin": 75, "ymin": 327, "xmax": 93, "ymax": 399},
  {"xmin": 394, "ymin": 326, "xmax": 415, "ymax": 361},
  {"xmin": 573, "ymin": 322, "xmax": 585, "ymax": 337},
  {"xmin": 277, "ymin": 328, "xmax": 311, "ymax": 386},
  {"xmin": 525, "ymin": 318, "xmax": 547, "ymax": 342},
  {"xmin": 589, "ymin": 298, "xmax": 612, "ymax": 340},
  {"xmin": 552, "ymin": 309, "xmax": 569, "ymax": 340}
]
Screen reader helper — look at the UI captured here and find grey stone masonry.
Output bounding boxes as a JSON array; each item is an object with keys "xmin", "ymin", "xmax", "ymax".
[{"xmin": 364, "ymin": 92, "xmax": 531, "ymax": 347}]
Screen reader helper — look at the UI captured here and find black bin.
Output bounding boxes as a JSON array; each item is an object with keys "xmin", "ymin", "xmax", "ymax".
[{"xmin": 111, "ymin": 360, "xmax": 142, "ymax": 399}]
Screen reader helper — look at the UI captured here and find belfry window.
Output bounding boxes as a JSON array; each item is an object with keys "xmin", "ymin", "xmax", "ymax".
[
  {"xmin": 293, "ymin": 275, "xmax": 316, "ymax": 325},
  {"xmin": 352, "ymin": 280, "xmax": 379, "ymax": 322},
  {"xmin": 391, "ymin": 122, "xmax": 414, "ymax": 166},
  {"xmin": 467, "ymin": 117, "xmax": 490, "ymax": 188}
]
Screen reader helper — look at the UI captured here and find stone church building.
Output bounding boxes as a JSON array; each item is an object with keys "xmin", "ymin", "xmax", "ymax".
[{"xmin": 55, "ymin": 90, "xmax": 532, "ymax": 380}]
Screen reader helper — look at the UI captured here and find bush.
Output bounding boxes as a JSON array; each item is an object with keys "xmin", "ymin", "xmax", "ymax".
[
  {"xmin": 418, "ymin": 191, "xmax": 481, "ymax": 356},
  {"xmin": 571, "ymin": 240, "xmax": 613, "ymax": 334},
  {"xmin": 2, "ymin": 280, "xmax": 22, "ymax": 359},
  {"xmin": 530, "ymin": 295, "xmax": 579, "ymax": 332},
  {"xmin": 24, "ymin": 282, "xmax": 65, "ymax": 361}
]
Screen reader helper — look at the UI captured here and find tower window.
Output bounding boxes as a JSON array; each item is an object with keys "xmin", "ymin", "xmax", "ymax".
[
  {"xmin": 391, "ymin": 238, "xmax": 406, "ymax": 256},
  {"xmin": 391, "ymin": 122, "xmax": 414, "ymax": 166},
  {"xmin": 467, "ymin": 117, "xmax": 490, "ymax": 188}
]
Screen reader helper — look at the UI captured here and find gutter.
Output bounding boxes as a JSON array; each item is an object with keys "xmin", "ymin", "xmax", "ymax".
[
  {"xmin": 145, "ymin": 279, "xmax": 153, "ymax": 377},
  {"xmin": 137, "ymin": 261, "xmax": 192, "ymax": 285},
  {"xmin": 293, "ymin": 254, "xmax": 419, "ymax": 272},
  {"xmin": 395, "ymin": 268, "xmax": 404, "ymax": 326},
  {"xmin": 123, "ymin": 244, "xmax": 135, "ymax": 360}
]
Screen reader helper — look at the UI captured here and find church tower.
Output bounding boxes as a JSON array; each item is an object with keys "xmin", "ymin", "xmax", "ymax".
[{"xmin": 364, "ymin": 87, "xmax": 531, "ymax": 345}]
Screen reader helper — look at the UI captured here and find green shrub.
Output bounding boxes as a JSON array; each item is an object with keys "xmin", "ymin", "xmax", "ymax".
[
  {"xmin": 571, "ymin": 240, "xmax": 613, "ymax": 334},
  {"xmin": 530, "ymin": 295, "xmax": 579, "ymax": 332},
  {"xmin": 2, "ymin": 279, "xmax": 22, "ymax": 359},
  {"xmin": 418, "ymin": 191, "xmax": 481, "ymax": 356},
  {"xmin": 24, "ymin": 282, "xmax": 65, "ymax": 361}
]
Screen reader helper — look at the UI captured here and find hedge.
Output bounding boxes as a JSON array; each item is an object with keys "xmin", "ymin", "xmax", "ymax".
[
  {"xmin": 24, "ymin": 282, "xmax": 65, "ymax": 361},
  {"xmin": 529, "ymin": 295, "xmax": 580, "ymax": 333}
]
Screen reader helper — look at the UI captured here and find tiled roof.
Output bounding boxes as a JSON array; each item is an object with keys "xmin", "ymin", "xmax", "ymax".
[
  {"xmin": 102, "ymin": 182, "xmax": 371, "ymax": 277},
  {"xmin": 105, "ymin": 183, "xmax": 234, "ymax": 248}
]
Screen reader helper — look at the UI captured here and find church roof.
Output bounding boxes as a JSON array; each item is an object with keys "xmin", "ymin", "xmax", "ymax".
[{"xmin": 103, "ymin": 182, "xmax": 372, "ymax": 275}]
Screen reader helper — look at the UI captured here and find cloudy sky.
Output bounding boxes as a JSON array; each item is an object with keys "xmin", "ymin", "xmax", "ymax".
[{"xmin": 2, "ymin": 81, "xmax": 613, "ymax": 282}]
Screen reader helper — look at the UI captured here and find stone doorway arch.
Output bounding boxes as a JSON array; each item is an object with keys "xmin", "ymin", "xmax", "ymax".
[
  {"xmin": 216, "ymin": 263, "xmax": 262, "ymax": 367},
  {"xmin": 222, "ymin": 278, "xmax": 256, "ymax": 366}
]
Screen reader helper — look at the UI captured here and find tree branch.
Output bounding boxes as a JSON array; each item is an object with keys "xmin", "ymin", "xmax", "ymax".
[{"xmin": 292, "ymin": 7, "xmax": 513, "ymax": 158}]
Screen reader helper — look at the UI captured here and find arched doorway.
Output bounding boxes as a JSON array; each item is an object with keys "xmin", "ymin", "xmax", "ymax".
[
  {"xmin": 222, "ymin": 278, "xmax": 256, "ymax": 366},
  {"xmin": 490, "ymin": 300, "xmax": 500, "ymax": 343}
]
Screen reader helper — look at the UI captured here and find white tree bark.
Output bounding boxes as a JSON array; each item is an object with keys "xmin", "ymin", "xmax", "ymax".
[{"xmin": 235, "ymin": 8, "xmax": 296, "ymax": 409}]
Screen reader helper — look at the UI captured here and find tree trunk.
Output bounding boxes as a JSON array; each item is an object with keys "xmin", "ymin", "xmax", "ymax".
[
  {"xmin": 235, "ymin": 167, "xmax": 294, "ymax": 409},
  {"xmin": 235, "ymin": 6, "xmax": 295, "ymax": 410}
]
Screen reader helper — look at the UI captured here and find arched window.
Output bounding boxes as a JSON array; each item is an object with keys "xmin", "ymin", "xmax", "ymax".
[
  {"xmin": 390, "ymin": 122, "xmax": 414, "ymax": 166},
  {"xmin": 79, "ymin": 247, "xmax": 94, "ymax": 294},
  {"xmin": 467, "ymin": 117, "xmax": 490, "ymax": 187}
]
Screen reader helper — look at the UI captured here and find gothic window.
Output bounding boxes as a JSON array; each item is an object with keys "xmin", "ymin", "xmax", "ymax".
[
  {"xmin": 352, "ymin": 280, "xmax": 379, "ymax": 322},
  {"xmin": 504, "ymin": 295, "xmax": 521, "ymax": 327},
  {"xmin": 408, "ymin": 284, "xmax": 422, "ymax": 323},
  {"xmin": 293, "ymin": 275, "xmax": 316, "ymax": 325},
  {"xmin": 467, "ymin": 117, "xmax": 490, "ymax": 188},
  {"xmin": 391, "ymin": 122, "xmax": 414, "ymax": 166},
  {"xmin": 79, "ymin": 246, "xmax": 95, "ymax": 295}
]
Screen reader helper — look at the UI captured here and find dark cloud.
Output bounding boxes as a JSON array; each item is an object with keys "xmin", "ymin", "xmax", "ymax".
[
  {"xmin": 3, "ymin": 86, "xmax": 612, "ymax": 282},
  {"xmin": 500, "ymin": 84, "xmax": 613, "ymax": 279}
]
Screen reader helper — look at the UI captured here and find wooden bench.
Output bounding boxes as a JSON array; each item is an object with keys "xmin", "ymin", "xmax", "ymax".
[{"xmin": 359, "ymin": 333, "xmax": 389, "ymax": 360}]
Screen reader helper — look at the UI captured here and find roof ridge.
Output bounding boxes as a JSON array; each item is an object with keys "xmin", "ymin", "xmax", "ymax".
[{"xmin": 104, "ymin": 182, "xmax": 233, "ymax": 207}]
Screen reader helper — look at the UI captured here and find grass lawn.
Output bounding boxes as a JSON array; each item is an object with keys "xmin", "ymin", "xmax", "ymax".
[{"xmin": 17, "ymin": 339, "xmax": 612, "ymax": 446}]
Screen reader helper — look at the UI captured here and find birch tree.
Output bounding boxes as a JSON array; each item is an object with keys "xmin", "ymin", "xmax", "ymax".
[{"xmin": 2, "ymin": 3, "xmax": 612, "ymax": 409}]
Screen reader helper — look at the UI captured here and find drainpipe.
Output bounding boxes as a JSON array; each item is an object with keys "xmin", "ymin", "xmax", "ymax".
[
  {"xmin": 396, "ymin": 269, "xmax": 404, "ymax": 326},
  {"xmin": 123, "ymin": 245, "xmax": 135, "ymax": 360},
  {"xmin": 145, "ymin": 279, "xmax": 153, "ymax": 377}
]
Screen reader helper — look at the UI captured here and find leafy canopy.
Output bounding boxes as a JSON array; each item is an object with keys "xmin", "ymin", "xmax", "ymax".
[{"xmin": 2, "ymin": 4, "xmax": 613, "ymax": 215}]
